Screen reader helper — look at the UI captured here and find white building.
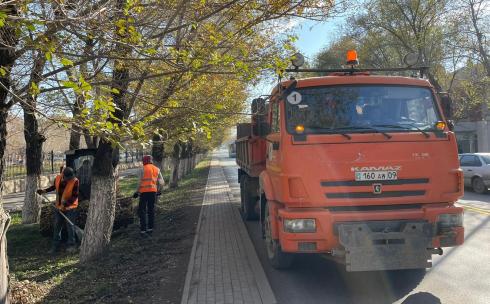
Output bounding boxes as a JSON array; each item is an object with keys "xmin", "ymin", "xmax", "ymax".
[{"xmin": 455, "ymin": 120, "xmax": 490, "ymax": 153}]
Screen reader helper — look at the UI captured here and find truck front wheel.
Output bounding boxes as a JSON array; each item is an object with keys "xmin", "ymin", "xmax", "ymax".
[
  {"xmin": 240, "ymin": 176, "xmax": 259, "ymax": 221},
  {"xmin": 264, "ymin": 202, "xmax": 293, "ymax": 269}
]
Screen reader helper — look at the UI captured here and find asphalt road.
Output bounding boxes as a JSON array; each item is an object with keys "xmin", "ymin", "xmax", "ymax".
[{"xmin": 218, "ymin": 151, "xmax": 490, "ymax": 304}]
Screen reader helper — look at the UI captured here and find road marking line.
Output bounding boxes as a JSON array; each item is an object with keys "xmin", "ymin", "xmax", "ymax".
[{"xmin": 457, "ymin": 204, "xmax": 490, "ymax": 215}]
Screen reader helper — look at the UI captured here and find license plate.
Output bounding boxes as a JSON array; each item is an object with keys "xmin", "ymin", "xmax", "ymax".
[{"xmin": 355, "ymin": 171, "xmax": 397, "ymax": 181}]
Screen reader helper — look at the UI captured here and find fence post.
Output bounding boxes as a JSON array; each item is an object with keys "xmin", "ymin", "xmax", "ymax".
[
  {"xmin": 6, "ymin": 154, "xmax": 10, "ymax": 179},
  {"xmin": 51, "ymin": 150, "xmax": 54, "ymax": 174}
]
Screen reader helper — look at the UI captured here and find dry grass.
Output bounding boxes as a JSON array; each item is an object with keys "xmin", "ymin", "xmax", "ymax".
[{"xmin": 8, "ymin": 158, "xmax": 210, "ymax": 304}]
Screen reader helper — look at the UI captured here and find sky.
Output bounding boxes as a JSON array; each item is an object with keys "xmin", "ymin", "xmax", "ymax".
[
  {"xmin": 248, "ymin": 16, "xmax": 346, "ymax": 99},
  {"xmin": 293, "ymin": 16, "xmax": 345, "ymax": 62}
]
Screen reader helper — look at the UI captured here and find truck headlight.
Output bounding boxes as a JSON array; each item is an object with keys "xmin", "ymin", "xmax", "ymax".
[
  {"xmin": 284, "ymin": 219, "xmax": 316, "ymax": 233},
  {"xmin": 437, "ymin": 213, "xmax": 463, "ymax": 232}
]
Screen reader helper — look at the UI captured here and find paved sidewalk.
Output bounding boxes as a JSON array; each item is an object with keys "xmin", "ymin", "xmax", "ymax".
[{"xmin": 181, "ymin": 158, "xmax": 276, "ymax": 304}]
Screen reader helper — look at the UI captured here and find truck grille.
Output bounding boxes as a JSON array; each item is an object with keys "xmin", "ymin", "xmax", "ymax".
[
  {"xmin": 322, "ymin": 178, "xmax": 428, "ymax": 199},
  {"xmin": 327, "ymin": 204, "xmax": 422, "ymax": 212},
  {"xmin": 325, "ymin": 190, "xmax": 425, "ymax": 199}
]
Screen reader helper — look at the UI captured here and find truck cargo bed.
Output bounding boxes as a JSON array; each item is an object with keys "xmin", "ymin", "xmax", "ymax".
[{"xmin": 235, "ymin": 123, "xmax": 266, "ymax": 177}]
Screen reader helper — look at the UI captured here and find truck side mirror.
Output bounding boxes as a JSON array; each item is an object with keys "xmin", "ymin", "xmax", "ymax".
[
  {"xmin": 438, "ymin": 92, "xmax": 452, "ymax": 119},
  {"xmin": 447, "ymin": 120, "xmax": 455, "ymax": 131},
  {"xmin": 252, "ymin": 98, "xmax": 267, "ymax": 116},
  {"xmin": 252, "ymin": 98, "xmax": 269, "ymax": 137}
]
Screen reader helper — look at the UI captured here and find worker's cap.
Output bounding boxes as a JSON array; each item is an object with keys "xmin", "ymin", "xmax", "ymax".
[
  {"xmin": 63, "ymin": 167, "xmax": 75, "ymax": 179},
  {"xmin": 142, "ymin": 155, "xmax": 153, "ymax": 165}
]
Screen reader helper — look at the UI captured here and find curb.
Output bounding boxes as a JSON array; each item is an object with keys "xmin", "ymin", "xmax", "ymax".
[{"xmin": 224, "ymin": 168, "xmax": 277, "ymax": 304}]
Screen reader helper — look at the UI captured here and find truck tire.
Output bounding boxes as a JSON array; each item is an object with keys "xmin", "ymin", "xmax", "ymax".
[
  {"xmin": 264, "ymin": 202, "xmax": 293, "ymax": 269},
  {"xmin": 472, "ymin": 177, "xmax": 488, "ymax": 194},
  {"xmin": 240, "ymin": 175, "xmax": 259, "ymax": 221}
]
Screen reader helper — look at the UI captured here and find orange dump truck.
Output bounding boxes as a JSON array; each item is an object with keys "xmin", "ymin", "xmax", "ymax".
[{"xmin": 236, "ymin": 54, "xmax": 464, "ymax": 272}]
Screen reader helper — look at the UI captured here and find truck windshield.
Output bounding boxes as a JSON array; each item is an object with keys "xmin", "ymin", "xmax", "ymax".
[{"xmin": 285, "ymin": 85, "xmax": 441, "ymax": 135}]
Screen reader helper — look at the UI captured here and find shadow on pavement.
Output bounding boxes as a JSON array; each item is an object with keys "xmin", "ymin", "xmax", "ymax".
[
  {"xmin": 221, "ymin": 151, "xmax": 433, "ymax": 304},
  {"xmin": 245, "ymin": 220, "xmax": 428, "ymax": 304},
  {"xmin": 401, "ymin": 292, "xmax": 441, "ymax": 304}
]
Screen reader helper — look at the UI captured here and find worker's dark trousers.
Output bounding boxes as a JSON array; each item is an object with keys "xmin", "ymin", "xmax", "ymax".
[
  {"xmin": 139, "ymin": 192, "xmax": 156, "ymax": 232},
  {"xmin": 53, "ymin": 209, "xmax": 77, "ymax": 247}
]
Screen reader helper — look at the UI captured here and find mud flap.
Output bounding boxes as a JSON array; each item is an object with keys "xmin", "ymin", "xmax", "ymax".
[{"xmin": 338, "ymin": 221, "xmax": 433, "ymax": 272}]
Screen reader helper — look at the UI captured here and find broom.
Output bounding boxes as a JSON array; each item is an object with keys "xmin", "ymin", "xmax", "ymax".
[{"xmin": 39, "ymin": 193, "xmax": 84, "ymax": 242}]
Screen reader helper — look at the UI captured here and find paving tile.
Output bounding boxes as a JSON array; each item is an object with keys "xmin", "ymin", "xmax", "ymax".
[{"xmin": 181, "ymin": 156, "xmax": 276, "ymax": 304}]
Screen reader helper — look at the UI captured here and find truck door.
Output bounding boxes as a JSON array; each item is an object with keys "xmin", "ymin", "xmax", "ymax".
[{"xmin": 266, "ymin": 100, "xmax": 281, "ymax": 174}]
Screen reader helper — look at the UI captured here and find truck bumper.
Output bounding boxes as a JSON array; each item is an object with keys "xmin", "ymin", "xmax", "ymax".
[
  {"xmin": 337, "ymin": 221, "xmax": 432, "ymax": 271},
  {"xmin": 276, "ymin": 205, "xmax": 464, "ymax": 271}
]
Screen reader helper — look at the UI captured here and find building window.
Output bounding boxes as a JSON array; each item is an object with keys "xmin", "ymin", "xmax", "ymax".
[{"xmin": 456, "ymin": 132, "xmax": 478, "ymax": 153}]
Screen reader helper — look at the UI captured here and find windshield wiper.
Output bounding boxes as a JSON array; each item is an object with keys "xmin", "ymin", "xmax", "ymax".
[
  {"xmin": 332, "ymin": 126, "xmax": 392, "ymax": 139},
  {"xmin": 372, "ymin": 124, "xmax": 430, "ymax": 138},
  {"xmin": 308, "ymin": 127, "xmax": 352, "ymax": 140}
]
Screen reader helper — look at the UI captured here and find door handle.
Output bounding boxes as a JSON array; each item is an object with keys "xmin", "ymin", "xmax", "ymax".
[{"xmin": 467, "ymin": 169, "xmax": 473, "ymax": 172}]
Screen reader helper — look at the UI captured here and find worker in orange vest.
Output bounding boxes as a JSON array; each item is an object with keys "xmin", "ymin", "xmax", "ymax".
[
  {"xmin": 133, "ymin": 155, "xmax": 164, "ymax": 237},
  {"xmin": 38, "ymin": 167, "xmax": 79, "ymax": 253}
]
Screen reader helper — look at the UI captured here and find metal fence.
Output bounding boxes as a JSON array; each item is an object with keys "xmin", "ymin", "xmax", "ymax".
[
  {"xmin": 119, "ymin": 150, "xmax": 146, "ymax": 164},
  {"xmin": 3, "ymin": 151, "xmax": 66, "ymax": 180},
  {"xmin": 3, "ymin": 149, "xmax": 148, "ymax": 181}
]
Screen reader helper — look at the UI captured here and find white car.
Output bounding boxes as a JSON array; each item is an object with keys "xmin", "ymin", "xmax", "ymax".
[{"xmin": 459, "ymin": 153, "xmax": 490, "ymax": 194}]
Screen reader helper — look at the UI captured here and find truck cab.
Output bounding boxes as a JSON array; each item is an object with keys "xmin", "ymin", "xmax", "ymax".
[{"xmin": 236, "ymin": 63, "xmax": 464, "ymax": 271}]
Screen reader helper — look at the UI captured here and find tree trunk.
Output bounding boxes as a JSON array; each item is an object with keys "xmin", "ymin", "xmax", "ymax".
[
  {"xmin": 185, "ymin": 141, "xmax": 193, "ymax": 174},
  {"xmin": 0, "ymin": 111, "xmax": 12, "ymax": 304},
  {"xmin": 84, "ymin": 132, "xmax": 99, "ymax": 149},
  {"xmin": 469, "ymin": 0, "xmax": 490, "ymax": 77},
  {"xmin": 80, "ymin": 173, "xmax": 117, "ymax": 262},
  {"xmin": 79, "ymin": 0, "xmax": 130, "ymax": 262},
  {"xmin": 170, "ymin": 142, "xmax": 181, "ymax": 188},
  {"xmin": 22, "ymin": 174, "xmax": 40, "ymax": 223},
  {"xmin": 21, "ymin": 50, "xmax": 47, "ymax": 224},
  {"xmin": 20, "ymin": 129, "xmax": 43, "ymax": 225},
  {"xmin": 0, "ymin": 209, "xmax": 10, "ymax": 304},
  {"xmin": 68, "ymin": 93, "xmax": 83, "ymax": 150},
  {"xmin": 69, "ymin": 127, "xmax": 81, "ymax": 150},
  {"xmin": 21, "ymin": 2, "xmax": 62, "ymax": 223},
  {"xmin": 21, "ymin": 102, "xmax": 44, "ymax": 224},
  {"xmin": 180, "ymin": 142, "xmax": 187, "ymax": 176},
  {"xmin": 151, "ymin": 134, "xmax": 165, "ymax": 171},
  {"xmin": 79, "ymin": 141, "xmax": 118, "ymax": 262},
  {"xmin": 0, "ymin": 3, "xmax": 19, "ymax": 301}
]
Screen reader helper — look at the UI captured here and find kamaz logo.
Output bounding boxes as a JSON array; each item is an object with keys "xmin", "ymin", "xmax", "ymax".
[{"xmin": 351, "ymin": 166, "xmax": 402, "ymax": 172}]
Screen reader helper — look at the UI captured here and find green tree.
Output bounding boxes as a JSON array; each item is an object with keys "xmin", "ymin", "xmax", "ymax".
[
  {"xmin": 351, "ymin": 0, "xmax": 448, "ymax": 89},
  {"xmin": 1, "ymin": 0, "xmax": 336, "ymax": 266},
  {"xmin": 0, "ymin": 2, "xmax": 20, "ymax": 301}
]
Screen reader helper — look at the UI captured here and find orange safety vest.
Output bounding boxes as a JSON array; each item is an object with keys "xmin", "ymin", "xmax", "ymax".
[
  {"xmin": 139, "ymin": 164, "xmax": 159, "ymax": 193},
  {"xmin": 54, "ymin": 175, "xmax": 79, "ymax": 210}
]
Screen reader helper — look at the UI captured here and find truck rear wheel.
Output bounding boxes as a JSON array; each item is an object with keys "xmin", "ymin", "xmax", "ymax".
[
  {"xmin": 264, "ymin": 202, "xmax": 293, "ymax": 269},
  {"xmin": 240, "ymin": 176, "xmax": 259, "ymax": 221}
]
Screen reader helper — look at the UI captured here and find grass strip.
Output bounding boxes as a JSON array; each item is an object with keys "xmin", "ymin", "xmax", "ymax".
[{"xmin": 8, "ymin": 158, "xmax": 210, "ymax": 304}]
